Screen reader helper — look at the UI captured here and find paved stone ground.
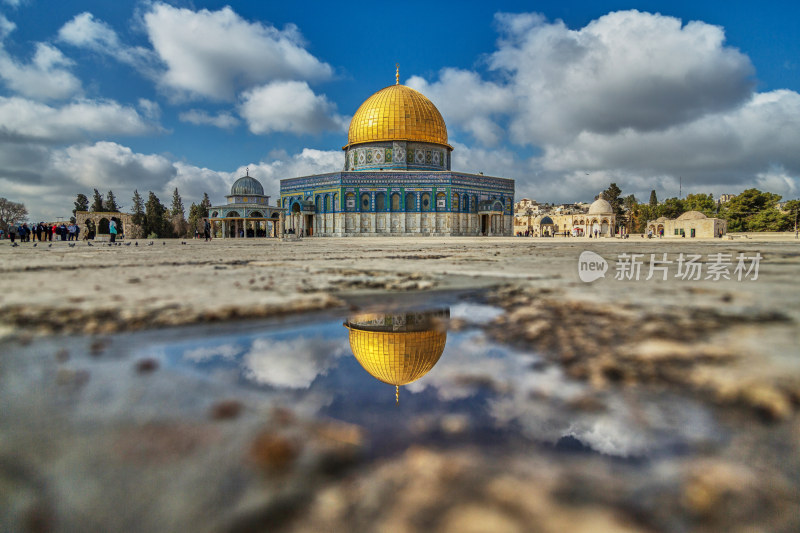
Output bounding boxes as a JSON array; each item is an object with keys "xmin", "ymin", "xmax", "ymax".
[{"xmin": 1, "ymin": 236, "xmax": 798, "ymax": 532}]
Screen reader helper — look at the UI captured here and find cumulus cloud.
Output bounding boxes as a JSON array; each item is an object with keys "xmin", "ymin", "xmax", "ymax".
[
  {"xmin": 243, "ymin": 336, "xmax": 348, "ymax": 389},
  {"xmin": 50, "ymin": 141, "xmax": 176, "ymax": 189},
  {"xmin": 0, "ymin": 18, "xmax": 82, "ymax": 100},
  {"xmin": 142, "ymin": 3, "xmax": 332, "ymax": 101},
  {"xmin": 179, "ymin": 109, "xmax": 240, "ymax": 129},
  {"xmin": 239, "ymin": 80, "xmax": 346, "ymax": 135},
  {"xmin": 407, "ymin": 69, "xmax": 513, "ymax": 146},
  {"xmin": 0, "ymin": 96, "xmax": 156, "ymax": 142},
  {"xmin": 408, "ymin": 10, "xmax": 799, "ymax": 204},
  {"xmin": 57, "ymin": 12, "xmax": 157, "ymax": 75},
  {"xmin": 491, "ymin": 10, "xmax": 755, "ymax": 144}
]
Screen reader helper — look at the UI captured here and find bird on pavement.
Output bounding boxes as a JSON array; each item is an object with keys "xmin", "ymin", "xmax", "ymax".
[{"xmin": 87, "ymin": 242, "xmax": 93, "ymax": 246}]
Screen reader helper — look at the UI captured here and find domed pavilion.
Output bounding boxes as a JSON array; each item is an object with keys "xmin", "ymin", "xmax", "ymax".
[
  {"xmin": 280, "ymin": 67, "xmax": 515, "ymax": 236},
  {"xmin": 344, "ymin": 308, "xmax": 449, "ymax": 404},
  {"xmin": 207, "ymin": 170, "xmax": 283, "ymax": 238},
  {"xmin": 531, "ymin": 194, "xmax": 618, "ymax": 237}
]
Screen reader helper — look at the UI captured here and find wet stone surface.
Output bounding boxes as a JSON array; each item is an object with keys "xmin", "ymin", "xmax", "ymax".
[
  {"xmin": 1, "ymin": 294, "xmax": 798, "ymax": 532},
  {"xmin": 1, "ymin": 238, "xmax": 799, "ymax": 531}
]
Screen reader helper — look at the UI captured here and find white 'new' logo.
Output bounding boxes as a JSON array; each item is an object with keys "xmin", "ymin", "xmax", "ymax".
[{"xmin": 578, "ymin": 251, "xmax": 608, "ymax": 282}]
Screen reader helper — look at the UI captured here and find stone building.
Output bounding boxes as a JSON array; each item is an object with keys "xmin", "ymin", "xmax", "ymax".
[
  {"xmin": 75, "ymin": 211, "xmax": 136, "ymax": 239},
  {"xmin": 207, "ymin": 172, "xmax": 282, "ymax": 238},
  {"xmin": 280, "ymin": 72, "xmax": 514, "ymax": 236},
  {"xmin": 647, "ymin": 211, "xmax": 727, "ymax": 238}
]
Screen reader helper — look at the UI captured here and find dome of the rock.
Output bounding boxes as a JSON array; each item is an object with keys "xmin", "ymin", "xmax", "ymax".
[{"xmin": 345, "ymin": 84, "xmax": 450, "ymax": 150}]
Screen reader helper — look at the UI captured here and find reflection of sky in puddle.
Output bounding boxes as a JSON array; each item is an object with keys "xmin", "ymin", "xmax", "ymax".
[{"xmin": 142, "ymin": 303, "xmax": 721, "ymax": 461}]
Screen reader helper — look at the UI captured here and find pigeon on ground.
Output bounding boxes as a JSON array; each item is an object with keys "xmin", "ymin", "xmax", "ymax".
[
  {"xmin": 87, "ymin": 241, "xmax": 93, "ymax": 246},
  {"xmin": 33, "ymin": 243, "xmax": 37, "ymax": 247},
  {"xmin": 11, "ymin": 242, "xmax": 18, "ymax": 247},
  {"xmin": 125, "ymin": 242, "xmax": 131, "ymax": 246},
  {"xmin": 68, "ymin": 243, "xmax": 75, "ymax": 248},
  {"xmin": 48, "ymin": 243, "xmax": 52, "ymax": 248},
  {"xmin": 181, "ymin": 241, "xmax": 186, "ymax": 245},
  {"xmin": 162, "ymin": 242, "xmax": 166, "ymax": 246},
  {"xmin": 148, "ymin": 241, "xmax": 153, "ymax": 246}
]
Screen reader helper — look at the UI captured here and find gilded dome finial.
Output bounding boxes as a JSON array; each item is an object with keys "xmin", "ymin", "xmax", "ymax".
[
  {"xmin": 396, "ymin": 385, "xmax": 399, "ymax": 405},
  {"xmin": 395, "ymin": 63, "xmax": 399, "ymax": 85},
  {"xmin": 245, "ymin": 167, "xmax": 249, "ymax": 176}
]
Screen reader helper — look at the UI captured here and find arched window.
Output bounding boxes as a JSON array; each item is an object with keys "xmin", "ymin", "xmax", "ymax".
[
  {"xmin": 315, "ymin": 195, "xmax": 322, "ymax": 213},
  {"xmin": 391, "ymin": 193, "xmax": 400, "ymax": 211},
  {"xmin": 452, "ymin": 193, "xmax": 460, "ymax": 212},
  {"xmin": 324, "ymin": 194, "xmax": 330, "ymax": 213},
  {"xmin": 421, "ymin": 193, "xmax": 431, "ymax": 212},
  {"xmin": 405, "ymin": 193, "xmax": 415, "ymax": 212},
  {"xmin": 472, "ymin": 195, "xmax": 478, "ymax": 213},
  {"xmin": 333, "ymin": 193, "xmax": 339, "ymax": 212},
  {"xmin": 345, "ymin": 193, "xmax": 355, "ymax": 212},
  {"xmin": 376, "ymin": 192, "xmax": 386, "ymax": 211},
  {"xmin": 360, "ymin": 193, "xmax": 371, "ymax": 212},
  {"xmin": 436, "ymin": 192, "xmax": 447, "ymax": 211}
]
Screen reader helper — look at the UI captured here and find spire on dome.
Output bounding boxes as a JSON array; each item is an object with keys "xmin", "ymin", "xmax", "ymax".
[{"xmin": 395, "ymin": 63, "xmax": 399, "ymax": 85}]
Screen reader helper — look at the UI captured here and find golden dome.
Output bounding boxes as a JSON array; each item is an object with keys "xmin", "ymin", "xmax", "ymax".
[
  {"xmin": 345, "ymin": 84, "xmax": 451, "ymax": 149},
  {"xmin": 346, "ymin": 328, "xmax": 446, "ymax": 386}
]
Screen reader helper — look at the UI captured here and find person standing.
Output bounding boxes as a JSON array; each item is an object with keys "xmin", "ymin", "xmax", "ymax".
[
  {"xmin": 109, "ymin": 218, "xmax": 117, "ymax": 243},
  {"xmin": 203, "ymin": 218, "xmax": 211, "ymax": 242},
  {"xmin": 8, "ymin": 223, "xmax": 17, "ymax": 243}
]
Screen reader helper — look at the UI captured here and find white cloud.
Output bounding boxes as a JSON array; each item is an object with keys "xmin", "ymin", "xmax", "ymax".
[
  {"xmin": 1, "ymin": 0, "xmax": 23, "ymax": 9},
  {"xmin": 239, "ymin": 80, "xmax": 345, "ymax": 135},
  {"xmin": 137, "ymin": 98, "xmax": 161, "ymax": 120},
  {"xmin": 490, "ymin": 10, "xmax": 755, "ymax": 144},
  {"xmin": 57, "ymin": 12, "xmax": 156, "ymax": 75},
  {"xmin": 179, "ymin": 109, "xmax": 240, "ymax": 129},
  {"xmin": 142, "ymin": 3, "xmax": 332, "ymax": 101},
  {"xmin": 50, "ymin": 141, "xmax": 176, "ymax": 189},
  {"xmin": 0, "ymin": 96, "xmax": 156, "ymax": 142},
  {"xmin": 242, "ymin": 337, "xmax": 348, "ymax": 389},
  {"xmin": 0, "ymin": 41, "xmax": 82, "ymax": 100},
  {"xmin": 0, "ymin": 14, "xmax": 15, "ymax": 38},
  {"xmin": 183, "ymin": 343, "xmax": 241, "ymax": 362},
  {"xmin": 407, "ymin": 69, "xmax": 513, "ymax": 146}
]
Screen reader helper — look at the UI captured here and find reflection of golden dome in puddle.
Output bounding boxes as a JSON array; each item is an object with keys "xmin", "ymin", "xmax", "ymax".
[{"xmin": 344, "ymin": 309, "xmax": 448, "ymax": 403}]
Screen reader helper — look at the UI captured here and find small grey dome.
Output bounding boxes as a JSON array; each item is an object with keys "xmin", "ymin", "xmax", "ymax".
[
  {"xmin": 539, "ymin": 216, "xmax": 554, "ymax": 225},
  {"xmin": 231, "ymin": 175, "xmax": 264, "ymax": 196}
]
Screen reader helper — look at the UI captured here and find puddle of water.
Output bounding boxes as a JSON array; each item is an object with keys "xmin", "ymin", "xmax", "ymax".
[{"xmin": 128, "ymin": 302, "xmax": 723, "ymax": 462}]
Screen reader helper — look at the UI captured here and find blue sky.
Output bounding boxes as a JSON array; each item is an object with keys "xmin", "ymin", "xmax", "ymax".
[{"xmin": 1, "ymin": 0, "xmax": 798, "ymax": 222}]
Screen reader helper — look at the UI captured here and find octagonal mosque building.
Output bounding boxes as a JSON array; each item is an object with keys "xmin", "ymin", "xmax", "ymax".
[{"xmin": 280, "ymin": 72, "xmax": 515, "ymax": 236}]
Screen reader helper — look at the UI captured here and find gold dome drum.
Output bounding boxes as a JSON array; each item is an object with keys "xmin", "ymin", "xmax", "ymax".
[{"xmin": 345, "ymin": 84, "xmax": 451, "ymax": 150}]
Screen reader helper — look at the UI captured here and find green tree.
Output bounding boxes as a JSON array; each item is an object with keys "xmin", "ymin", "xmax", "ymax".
[
  {"xmin": 721, "ymin": 189, "xmax": 782, "ymax": 232},
  {"xmin": 600, "ymin": 182, "xmax": 624, "ymax": 216},
  {"xmin": 782, "ymin": 199, "xmax": 800, "ymax": 234},
  {"xmin": 0, "ymin": 197, "xmax": 28, "ymax": 233},
  {"xmin": 131, "ymin": 190, "xmax": 145, "ymax": 226},
  {"xmin": 200, "ymin": 192, "xmax": 211, "ymax": 216},
  {"xmin": 105, "ymin": 190, "xmax": 120, "ymax": 212},
  {"xmin": 658, "ymin": 197, "xmax": 685, "ymax": 219},
  {"xmin": 73, "ymin": 193, "xmax": 89, "ymax": 216},
  {"xmin": 683, "ymin": 193, "xmax": 715, "ymax": 216},
  {"xmin": 170, "ymin": 188, "xmax": 187, "ymax": 236},
  {"xmin": 170, "ymin": 187, "xmax": 185, "ymax": 217},
  {"xmin": 649, "ymin": 190, "xmax": 658, "ymax": 206},
  {"xmin": 91, "ymin": 189, "xmax": 104, "ymax": 212},
  {"xmin": 144, "ymin": 191, "xmax": 170, "ymax": 238}
]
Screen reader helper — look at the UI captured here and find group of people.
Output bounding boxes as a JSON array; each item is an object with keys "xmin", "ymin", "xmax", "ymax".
[
  {"xmin": 4, "ymin": 218, "xmax": 121, "ymax": 243},
  {"xmin": 4, "ymin": 222, "xmax": 78, "ymax": 243}
]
